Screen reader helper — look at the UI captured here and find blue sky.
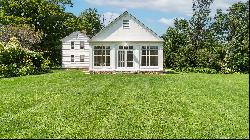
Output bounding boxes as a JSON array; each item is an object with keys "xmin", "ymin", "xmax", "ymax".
[{"xmin": 65, "ymin": 0, "xmax": 247, "ymax": 36}]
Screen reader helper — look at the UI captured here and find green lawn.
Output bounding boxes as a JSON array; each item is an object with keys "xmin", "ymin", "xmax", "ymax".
[{"xmin": 0, "ymin": 70, "xmax": 249, "ymax": 139}]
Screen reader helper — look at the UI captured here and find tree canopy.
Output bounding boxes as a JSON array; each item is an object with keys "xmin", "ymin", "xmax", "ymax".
[{"xmin": 163, "ymin": 0, "xmax": 249, "ymax": 73}]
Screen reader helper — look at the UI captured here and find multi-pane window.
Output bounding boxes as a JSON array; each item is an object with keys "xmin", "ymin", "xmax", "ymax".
[
  {"xmin": 71, "ymin": 55, "xmax": 74, "ymax": 62},
  {"xmin": 80, "ymin": 55, "xmax": 84, "ymax": 62},
  {"xmin": 80, "ymin": 41, "xmax": 84, "ymax": 49},
  {"xmin": 71, "ymin": 41, "xmax": 74, "ymax": 49},
  {"xmin": 94, "ymin": 46, "xmax": 110, "ymax": 66},
  {"xmin": 123, "ymin": 20, "xmax": 129, "ymax": 29},
  {"xmin": 141, "ymin": 46, "xmax": 158, "ymax": 66}
]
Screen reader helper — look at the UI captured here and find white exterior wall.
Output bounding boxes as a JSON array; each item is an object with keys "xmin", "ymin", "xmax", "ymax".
[
  {"xmin": 89, "ymin": 42, "xmax": 163, "ymax": 72},
  {"xmin": 61, "ymin": 32, "xmax": 90, "ymax": 68},
  {"xmin": 91, "ymin": 14, "xmax": 162, "ymax": 42}
]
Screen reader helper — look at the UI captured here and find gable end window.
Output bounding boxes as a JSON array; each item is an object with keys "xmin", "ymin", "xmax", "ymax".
[
  {"xmin": 80, "ymin": 41, "xmax": 84, "ymax": 49},
  {"xmin": 123, "ymin": 20, "xmax": 129, "ymax": 29},
  {"xmin": 71, "ymin": 55, "xmax": 74, "ymax": 62},
  {"xmin": 71, "ymin": 41, "xmax": 74, "ymax": 49}
]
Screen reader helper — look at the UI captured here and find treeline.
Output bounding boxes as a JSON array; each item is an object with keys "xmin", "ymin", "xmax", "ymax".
[{"xmin": 163, "ymin": 0, "xmax": 249, "ymax": 73}]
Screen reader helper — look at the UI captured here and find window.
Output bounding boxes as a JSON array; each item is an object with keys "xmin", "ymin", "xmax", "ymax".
[
  {"xmin": 80, "ymin": 41, "xmax": 84, "ymax": 49},
  {"xmin": 71, "ymin": 41, "xmax": 74, "ymax": 49},
  {"xmin": 141, "ymin": 46, "xmax": 158, "ymax": 66},
  {"xmin": 94, "ymin": 46, "xmax": 110, "ymax": 66},
  {"xmin": 71, "ymin": 55, "xmax": 74, "ymax": 62},
  {"xmin": 119, "ymin": 46, "xmax": 133, "ymax": 49},
  {"xmin": 80, "ymin": 55, "xmax": 84, "ymax": 62},
  {"xmin": 123, "ymin": 20, "xmax": 129, "ymax": 29}
]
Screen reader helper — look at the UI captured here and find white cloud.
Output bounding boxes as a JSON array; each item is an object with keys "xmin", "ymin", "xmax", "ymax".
[
  {"xmin": 101, "ymin": 12, "xmax": 120, "ymax": 26},
  {"xmin": 85, "ymin": 0, "xmax": 247, "ymax": 16},
  {"xmin": 159, "ymin": 18, "xmax": 174, "ymax": 27}
]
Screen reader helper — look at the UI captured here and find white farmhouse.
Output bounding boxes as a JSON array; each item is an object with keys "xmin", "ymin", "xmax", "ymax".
[{"xmin": 61, "ymin": 11, "xmax": 164, "ymax": 72}]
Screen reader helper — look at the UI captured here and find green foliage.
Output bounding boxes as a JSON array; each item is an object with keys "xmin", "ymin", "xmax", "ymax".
[
  {"xmin": 0, "ymin": 38, "xmax": 50, "ymax": 78},
  {"xmin": 0, "ymin": 24, "xmax": 43, "ymax": 48},
  {"xmin": 163, "ymin": 0, "xmax": 249, "ymax": 73},
  {"xmin": 0, "ymin": 0, "xmax": 76, "ymax": 66},
  {"xmin": 77, "ymin": 8, "xmax": 104, "ymax": 38}
]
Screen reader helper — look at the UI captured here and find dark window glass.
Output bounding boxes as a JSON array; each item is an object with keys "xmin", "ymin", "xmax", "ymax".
[
  {"xmin": 129, "ymin": 46, "xmax": 133, "ymax": 49},
  {"xmin": 71, "ymin": 42, "xmax": 74, "ymax": 49},
  {"xmin": 71, "ymin": 55, "xmax": 74, "ymax": 62},
  {"xmin": 127, "ymin": 51, "xmax": 133, "ymax": 61},
  {"xmin": 141, "ymin": 56, "xmax": 146, "ymax": 66},
  {"xmin": 94, "ymin": 50, "xmax": 102, "ymax": 55},
  {"xmin": 80, "ymin": 41, "xmax": 84, "ymax": 49},
  {"xmin": 150, "ymin": 50, "xmax": 158, "ymax": 55},
  {"xmin": 150, "ymin": 56, "xmax": 158, "ymax": 66},
  {"xmin": 106, "ymin": 50, "xmax": 110, "ymax": 55},
  {"xmin": 106, "ymin": 56, "xmax": 110, "ymax": 66},
  {"xmin": 127, "ymin": 62, "xmax": 133, "ymax": 67},
  {"xmin": 94, "ymin": 46, "xmax": 110, "ymax": 66},
  {"xmin": 80, "ymin": 55, "xmax": 84, "ymax": 62},
  {"xmin": 150, "ymin": 46, "xmax": 158, "ymax": 50}
]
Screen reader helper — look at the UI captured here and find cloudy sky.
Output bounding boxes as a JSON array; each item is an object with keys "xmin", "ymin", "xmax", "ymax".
[{"xmin": 66, "ymin": 0, "xmax": 247, "ymax": 36}]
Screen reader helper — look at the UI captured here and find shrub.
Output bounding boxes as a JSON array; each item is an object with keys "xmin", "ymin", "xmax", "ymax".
[
  {"xmin": 175, "ymin": 67, "xmax": 218, "ymax": 74},
  {"xmin": 0, "ymin": 38, "xmax": 50, "ymax": 78}
]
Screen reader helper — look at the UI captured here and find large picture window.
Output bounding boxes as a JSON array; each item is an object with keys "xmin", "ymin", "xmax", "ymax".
[
  {"xmin": 141, "ymin": 46, "xmax": 158, "ymax": 66},
  {"xmin": 94, "ymin": 46, "xmax": 110, "ymax": 66}
]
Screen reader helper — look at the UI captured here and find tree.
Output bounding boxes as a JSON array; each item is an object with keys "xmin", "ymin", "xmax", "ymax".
[
  {"xmin": 163, "ymin": 19, "xmax": 190, "ymax": 69},
  {"xmin": 78, "ymin": 8, "xmax": 104, "ymax": 38},
  {"xmin": 188, "ymin": 0, "xmax": 214, "ymax": 67},
  {"xmin": 163, "ymin": 0, "xmax": 249, "ymax": 73},
  {"xmin": 224, "ymin": 1, "xmax": 249, "ymax": 72},
  {"xmin": 0, "ymin": 0, "xmax": 77, "ymax": 66},
  {"xmin": 0, "ymin": 24, "xmax": 43, "ymax": 48}
]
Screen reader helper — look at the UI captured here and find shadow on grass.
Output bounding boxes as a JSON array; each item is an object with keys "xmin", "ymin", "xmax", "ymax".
[{"xmin": 163, "ymin": 70, "xmax": 180, "ymax": 74}]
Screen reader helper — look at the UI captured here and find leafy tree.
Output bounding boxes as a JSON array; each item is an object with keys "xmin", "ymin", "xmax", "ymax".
[
  {"xmin": 224, "ymin": 1, "xmax": 249, "ymax": 73},
  {"xmin": 0, "ymin": 24, "xmax": 43, "ymax": 48},
  {"xmin": 0, "ymin": 0, "xmax": 77, "ymax": 66},
  {"xmin": 78, "ymin": 8, "xmax": 104, "ymax": 38},
  {"xmin": 188, "ymin": 0, "xmax": 214, "ymax": 67},
  {"xmin": 163, "ymin": 19, "xmax": 190, "ymax": 69}
]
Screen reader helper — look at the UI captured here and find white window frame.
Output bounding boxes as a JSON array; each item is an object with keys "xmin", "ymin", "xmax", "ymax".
[
  {"xmin": 117, "ymin": 46, "xmax": 134, "ymax": 69},
  {"xmin": 93, "ymin": 46, "xmax": 111, "ymax": 67},
  {"xmin": 123, "ymin": 20, "xmax": 130, "ymax": 29},
  {"xmin": 141, "ymin": 46, "xmax": 159, "ymax": 67}
]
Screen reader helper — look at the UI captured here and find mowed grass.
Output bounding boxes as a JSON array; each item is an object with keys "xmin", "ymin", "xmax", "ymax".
[{"xmin": 0, "ymin": 70, "xmax": 249, "ymax": 139}]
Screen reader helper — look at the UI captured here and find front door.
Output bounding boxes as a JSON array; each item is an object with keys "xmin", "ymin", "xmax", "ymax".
[{"xmin": 118, "ymin": 46, "xmax": 134, "ymax": 68}]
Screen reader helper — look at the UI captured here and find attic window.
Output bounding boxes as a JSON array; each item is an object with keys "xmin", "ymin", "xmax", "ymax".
[{"xmin": 123, "ymin": 20, "xmax": 129, "ymax": 29}]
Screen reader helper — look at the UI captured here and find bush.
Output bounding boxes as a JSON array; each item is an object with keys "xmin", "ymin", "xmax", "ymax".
[
  {"xmin": 175, "ymin": 67, "xmax": 218, "ymax": 74},
  {"xmin": 0, "ymin": 38, "xmax": 50, "ymax": 78}
]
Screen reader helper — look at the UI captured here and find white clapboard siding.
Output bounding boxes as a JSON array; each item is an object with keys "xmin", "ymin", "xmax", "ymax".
[
  {"xmin": 61, "ymin": 31, "xmax": 90, "ymax": 69},
  {"xmin": 89, "ymin": 11, "xmax": 164, "ymax": 72}
]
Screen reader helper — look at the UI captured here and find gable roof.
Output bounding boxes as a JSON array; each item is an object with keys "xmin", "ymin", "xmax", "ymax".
[
  {"xmin": 89, "ymin": 11, "xmax": 163, "ymax": 42},
  {"xmin": 61, "ymin": 31, "xmax": 89, "ymax": 43}
]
